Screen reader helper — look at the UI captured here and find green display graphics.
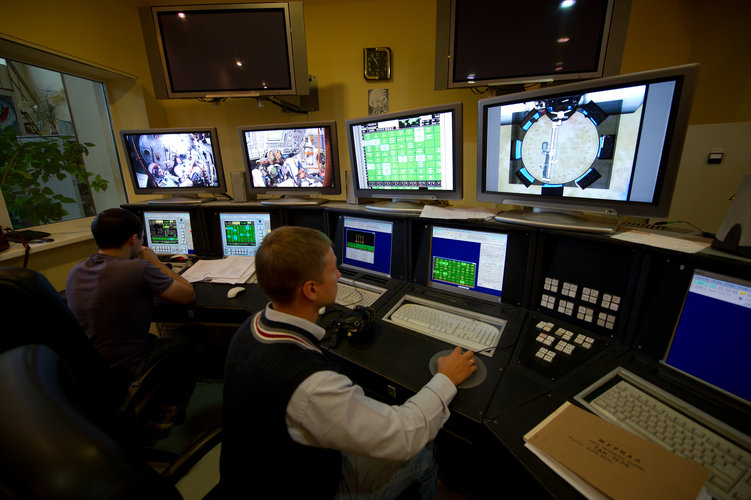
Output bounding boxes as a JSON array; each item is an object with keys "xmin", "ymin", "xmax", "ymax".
[
  {"xmin": 432, "ymin": 256, "xmax": 476, "ymax": 288},
  {"xmin": 346, "ymin": 230, "xmax": 375, "ymax": 252},
  {"xmin": 363, "ymin": 123, "xmax": 442, "ymax": 189},
  {"xmin": 224, "ymin": 221, "xmax": 257, "ymax": 247},
  {"xmin": 148, "ymin": 219, "xmax": 179, "ymax": 244}
]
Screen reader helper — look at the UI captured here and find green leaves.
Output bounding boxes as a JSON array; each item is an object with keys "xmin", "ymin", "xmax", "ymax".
[{"xmin": 0, "ymin": 126, "xmax": 109, "ymax": 227}]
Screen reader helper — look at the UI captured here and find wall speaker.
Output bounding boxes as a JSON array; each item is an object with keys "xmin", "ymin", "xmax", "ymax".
[
  {"xmin": 230, "ymin": 171, "xmax": 254, "ymax": 202},
  {"xmin": 712, "ymin": 173, "xmax": 751, "ymax": 257}
]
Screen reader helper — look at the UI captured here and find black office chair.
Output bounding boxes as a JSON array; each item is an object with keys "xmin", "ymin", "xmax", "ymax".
[
  {"xmin": 0, "ymin": 266, "xmax": 208, "ymax": 451},
  {"xmin": 0, "ymin": 344, "xmax": 193, "ymax": 499}
]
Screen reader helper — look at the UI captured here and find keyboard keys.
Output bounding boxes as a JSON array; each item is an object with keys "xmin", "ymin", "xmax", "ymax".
[
  {"xmin": 389, "ymin": 302, "xmax": 502, "ymax": 355},
  {"xmin": 589, "ymin": 380, "xmax": 751, "ymax": 499},
  {"xmin": 335, "ymin": 281, "xmax": 384, "ymax": 308}
]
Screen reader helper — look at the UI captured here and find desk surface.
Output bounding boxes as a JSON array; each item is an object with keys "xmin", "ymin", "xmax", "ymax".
[{"xmin": 0, "ymin": 217, "xmax": 95, "ymax": 263}]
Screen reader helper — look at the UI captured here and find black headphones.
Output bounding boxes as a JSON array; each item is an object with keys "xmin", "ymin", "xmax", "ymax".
[{"xmin": 321, "ymin": 305, "xmax": 376, "ymax": 348}]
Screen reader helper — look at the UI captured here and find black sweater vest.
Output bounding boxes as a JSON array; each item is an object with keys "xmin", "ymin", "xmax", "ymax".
[{"xmin": 220, "ymin": 312, "xmax": 342, "ymax": 499}]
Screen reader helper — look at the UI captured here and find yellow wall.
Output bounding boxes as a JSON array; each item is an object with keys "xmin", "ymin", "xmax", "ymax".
[
  {"xmin": 4, "ymin": 0, "xmax": 750, "ymax": 206},
  {"xmin": 3, "ymin": 0, "xmax": 751, "ymax": 287}
]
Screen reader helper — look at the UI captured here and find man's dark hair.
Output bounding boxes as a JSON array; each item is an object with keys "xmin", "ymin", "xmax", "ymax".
[{"xmin": 91, "ymin": 208, "xmax": 144, "ymax": 249}]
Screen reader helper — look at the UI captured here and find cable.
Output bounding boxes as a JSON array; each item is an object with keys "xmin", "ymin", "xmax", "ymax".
[
  {"xmin": 262, "ymin": 96, "xmax": 310, "ymax": 115},
  {"xmin": 653, "ymin": 220, "xmax": 708, "ymax": 235},
  {"xmin": 1, "ymin": 227, "xmax": 30, "ymax": 268}
]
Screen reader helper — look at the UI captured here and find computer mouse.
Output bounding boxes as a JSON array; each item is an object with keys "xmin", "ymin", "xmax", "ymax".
[
  {"xmin": 428, "ymin": 349, "xmax": 487, "ymax": 389},
  {"xmin": 227, "ymin": 286, "xmax": 246, "ymax": 299},
  {"xmin": 171, "ymin": 254, "xmax": 190, "ymax": 262}
]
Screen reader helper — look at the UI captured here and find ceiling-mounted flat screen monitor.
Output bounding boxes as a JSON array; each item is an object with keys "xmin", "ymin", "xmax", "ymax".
[
  {"xmin": 435, "ymin": 0, "xmax": 628, "ymax": 89},
  {"xmin": 477, "ymin": 63, "xmax": 699, "ymax": 233},
  {"xmin": 346, "ymin": 102, "xmax": 463, "ymax": 214},
  {"xmin": 119, "ymin": 127, "xmax": 227, "ymax": 204},
  {"xmin": 239, "ymin": 121, "xmax": 341, "ymax": 206},
  {"xmin": 141, "ymin": 2, "xmax": 309, "ymax": 99}
]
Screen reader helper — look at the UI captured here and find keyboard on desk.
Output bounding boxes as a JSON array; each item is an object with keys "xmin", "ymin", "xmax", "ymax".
[
  {"xmin": 385, "ymin": 295, "xmax": 506, "ymax": 356},
  {"xmin": 577, "ymin": 368, "xmax": 751, "ymax": 500},
  {"xmin": 335, "ymin": 279, "xmax": 385, "ymax": 308}
]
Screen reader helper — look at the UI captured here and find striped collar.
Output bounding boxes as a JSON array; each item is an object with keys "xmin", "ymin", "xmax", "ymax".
[{"xmin": 251, "ymin": 303, "xmax": 324, "ymax": 352}]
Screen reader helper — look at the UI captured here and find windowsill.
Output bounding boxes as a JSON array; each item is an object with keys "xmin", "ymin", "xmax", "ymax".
[{"xmin": 0, "ymin": 217, "xmax": 95, "ymax": 263}]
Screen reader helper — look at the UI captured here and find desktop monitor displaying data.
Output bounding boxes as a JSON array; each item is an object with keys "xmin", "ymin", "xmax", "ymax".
[
  {"xmin": 346, "ymin": 102, "xmax": 463, "ymax": 213},
  {"xmin": 120, "ymin": 127, "xmax": 227, "ymax": 203},
  {"xmin": 428, "ymin": 226, "xmax": 508, "ymax": 303},
  {"xmin": 218, "ymin": 212, "xmax": 272, "ymax": 257},
  {"xmin": 663, "ymin": 269, "xmax": 751, "ymax": 407},
  {"xmin": 477, "ymin": 64, "xmax": 699, "ymax": 232},
  {"xmin": 341, "ymin": 216, "xmax": 394, "ymax": 277},
  {"xmin": 239, "ymin": 121, "xmax": 340, "ymax": 205},
  {"xmin": 143, "ymin": 211, "xmax": 195, "ymax": 255}
]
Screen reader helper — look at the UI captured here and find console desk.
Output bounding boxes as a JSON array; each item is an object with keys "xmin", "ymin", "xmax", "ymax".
[{"xmin": 125, "ymin": 201, "xmax": 751, "ymax": 499}]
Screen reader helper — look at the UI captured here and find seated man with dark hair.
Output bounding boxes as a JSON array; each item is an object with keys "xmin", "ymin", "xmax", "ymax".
[
  {"xmin": 66, "ymin": 208, "xmax": 200, "ymax": 428},
  {"xmin": 221, "ymin": 226, "xmax": 477, "ymax": 499}
]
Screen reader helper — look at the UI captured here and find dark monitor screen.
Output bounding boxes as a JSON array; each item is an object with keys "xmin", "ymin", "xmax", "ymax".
[
  {"xmin": 428, "ymin": 225, "xmax": 508, "ymax": 303},
  {"xmin": 436, "ymin": 0, "xmax": 618, "ymax": 89},
  {"xmin": 218, "ymin": 212, "xmax": 272, "ymax": 257},
  {"xmin": 143, "ymin": 210, "xmax": 195, "ymax": 255},
  {"xmin": 144, "ymin": 2, "xmax": 309, "ymax": 98},
  {"xmin": 663, "ymin": 269, "xmax": 751, "ymax": 406},
  {"xmin": 477, "ymin": 64, "xmax": 699, "ymax": 228},
  {"xmin": 120, "ymin": 127, "xmax": 227, "ymax": 202},
  {"xmin": 341, "ymin": 216, "xmax": 394, "ymax": 277},
  {"xmin": 346, "ymin": 102, "xmax": 463, "ymax": 213},
  {"xmin": 239, "ymin": 121, "xmax": 341, "ymax": 204}
]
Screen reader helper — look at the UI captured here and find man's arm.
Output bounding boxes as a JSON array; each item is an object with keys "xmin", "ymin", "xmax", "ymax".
[{"xmin": 139, "ymin": 246, "xmax": 196, "ymax": 304}]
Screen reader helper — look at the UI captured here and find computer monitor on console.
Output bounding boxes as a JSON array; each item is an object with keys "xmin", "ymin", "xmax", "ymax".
[
  {"xmin": 663, "ymin": 268, "xmax": 751, "ymax": 407},
  {"xmin": 477, "ymin": 63, "xmax": 699, "ymax": 233},
  {"xmin": 120, "ymin": 127, "xmax": 227, "ymax": 204},
  {"xmin": 340, "ymin": 216, "xmax": 394, "ymax": 278},
  {"xmin": 346, "ymin": 102, "xmax": 463, "ymax": 214},
  {"xmin": 218, "ymin": 212, "xmax": 272, "ymax": 257},
  {"xmin": 239, "ymin": 121, "xmax": 341, "ymax": 206},
  {"xmin": 142, "ymin": 210, "xmax": 196, "ymax": 255},
  {"xmin": 427, "ymin": 225, "xmax": 508, "ymax": 304}
]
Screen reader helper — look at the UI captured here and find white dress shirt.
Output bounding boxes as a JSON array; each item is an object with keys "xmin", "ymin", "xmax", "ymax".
[{"xmin": 263, "ymin": 305, "xmax": 458, "ymax": 462}]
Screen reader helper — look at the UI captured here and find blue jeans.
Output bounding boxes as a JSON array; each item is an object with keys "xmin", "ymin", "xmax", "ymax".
[{"xmin": 335, "ymin": 445, "xmax": 438, "ymax": 500}]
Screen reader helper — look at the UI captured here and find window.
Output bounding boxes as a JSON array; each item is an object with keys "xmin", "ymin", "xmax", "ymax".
[{"xmin": 0, "ymin": 49, "xmax": 126, "ymax": 229}]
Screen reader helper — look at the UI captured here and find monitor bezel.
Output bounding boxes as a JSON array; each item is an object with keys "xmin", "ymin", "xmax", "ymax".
[
  {"xmin": 434, "ymin": 0, "xmax": 627, "ymax": 90},
  {"xmin": 340, "ymin": 215, "xmax": 395, "ymax": 278},
  {"xmin": 217, "ymin": 211, "xmax": 273, "ymax": 257},
  {"xmin": 119, "ymin": 127, "xmax": 228, "ymax": 200},
  {"xmin": 476, "ymin": 63, "xmax": 699, "ymax": 219},
  {"xmin": 142, "ymin": 2, "xmax": 309, "ymax": 99},
  {"xmin": 142, "ymin": 209, "xmax": 197, "ymax": 256},
  {"xmin": 345, "ymin": 102, "xmax": 464, "ymax": 203},
  {"xmin": 426, "ymin": 224, "xmax": 508, "ymax": 304},
  {"xmin": 238, "ymin": 120, "xmax": 342, "ymax": 198}
]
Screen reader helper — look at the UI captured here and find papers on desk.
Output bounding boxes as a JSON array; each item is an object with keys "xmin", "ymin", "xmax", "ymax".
[
  {"xmin": 181, "ymin": 256, "xmax": 255, "ymax": 284},
  {"xmin": 419, "ymin": 205, "xmax": 496, "ymax": 220},
  {"xmin": 524, "ymin": 402, "xmax": 710, "ymax": 500}
]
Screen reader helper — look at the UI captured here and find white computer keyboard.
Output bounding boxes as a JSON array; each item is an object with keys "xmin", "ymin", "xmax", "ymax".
[
  {"xmin": 335, "ymin": 280, "xmax": 385, "ymax": 308},
  {"xmin": 386, "ymin": 297, "xmax": 505, "ymax": 356},
  {"xmin": 583, "ymin": 377, "xmax": 751, "ymax": 500}
]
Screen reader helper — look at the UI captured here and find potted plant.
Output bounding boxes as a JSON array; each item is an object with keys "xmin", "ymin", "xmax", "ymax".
[{"xmin": 0, "ymin": 126, "xmax": 108, "ymax": 228}]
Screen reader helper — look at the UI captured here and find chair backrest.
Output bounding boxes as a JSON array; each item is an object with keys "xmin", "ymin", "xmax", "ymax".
[
  {"xmin": 0, "ymin": 344, "xmax": 182, "ymax": 500},
  {"xmin": 0, "ymin": 266, "xmax": 123, "ymax": 424}
]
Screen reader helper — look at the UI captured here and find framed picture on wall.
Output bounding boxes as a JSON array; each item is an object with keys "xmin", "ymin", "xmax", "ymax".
[{"xmin": 0, "ymin": 90, "xmax": 25, "ymax": 135}]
